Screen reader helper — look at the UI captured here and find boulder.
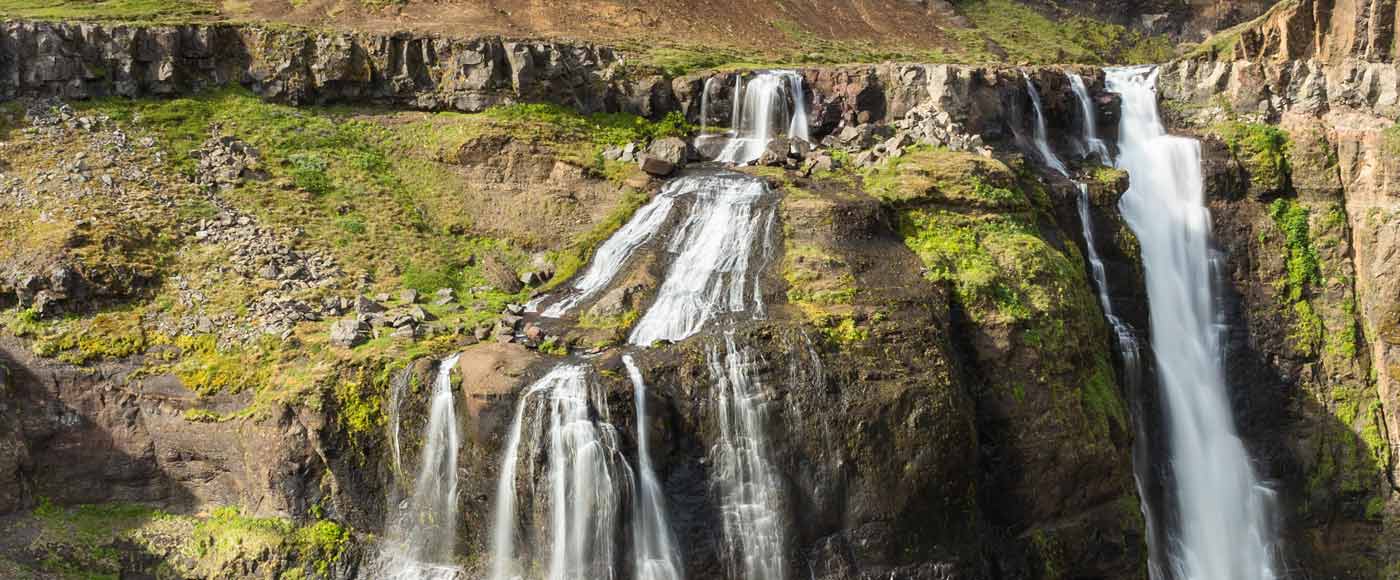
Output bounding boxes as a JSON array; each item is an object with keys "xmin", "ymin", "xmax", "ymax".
[
  {"xmin": 329, "ymin": 319, "xmax": 369, "ymax": 348},
  {"xmin": 646, "ymin": 137, "xmax": 688, "ymax": 166},
  {"xmin": 639, "ymin": 154, "xmax": 676, "ymax": 176}
]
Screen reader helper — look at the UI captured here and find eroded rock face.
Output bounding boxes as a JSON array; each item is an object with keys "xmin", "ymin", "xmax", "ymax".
[
  {"xmin": 0, "ymin": 21, "xmax": 634, "ymax": 114},
  {"xmin": 1156, "ymin": 3, "xmax": 1400, "ymax": 572}
]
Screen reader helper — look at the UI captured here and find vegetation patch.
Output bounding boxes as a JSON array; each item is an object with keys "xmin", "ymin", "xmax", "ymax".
[
  {"xmin": 0, "ymin": 0, "xmax": 215, "ymax": 23},
  {"xmin": 951, "ymin": 0, "xmax": 1172, "ymax": 64},
  {"xmin": 865, "ymin": 147, "xmax": 1028, "ymax": 210},
  {"xmin": 1214, "ymin": 120, "xmax": 1291, "ymax": 195}
]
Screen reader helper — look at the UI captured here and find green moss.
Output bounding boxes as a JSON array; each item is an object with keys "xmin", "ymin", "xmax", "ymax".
[
  {"xmin": 1083, "ymin": 356, "xmax": 1128, "ymax": 433},
  {"xmin": 866, "ymin": 147, "xmax": 1028, "ymax": 210},
  {"xmin": 816, "ymin": 316, "xmax": 869, "ymax": 345},
  {"xmin": 182, "ymin": 408, "xmax": 224, "ymax": 423},
  {"xmin": 29, "ymin": 309, "xmax": 147, "ymax": 364},
  {"xmin": 1215, "ymin": 120, "xmax": 1291, "ymax": 195},
  {"xmin": 0, "ymin": 0, "xmax": 215, "ymax": 23}
]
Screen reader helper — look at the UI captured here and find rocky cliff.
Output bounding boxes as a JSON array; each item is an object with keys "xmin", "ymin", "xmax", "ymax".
[{"xmin": 1, "ymin": 1, "xmax": 1397, "ymax": 578}]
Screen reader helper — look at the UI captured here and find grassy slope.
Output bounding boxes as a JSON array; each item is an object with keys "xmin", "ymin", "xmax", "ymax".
[{"xmin": 0, "ymin": 0, "xmax": 1176, "ymax": 70}]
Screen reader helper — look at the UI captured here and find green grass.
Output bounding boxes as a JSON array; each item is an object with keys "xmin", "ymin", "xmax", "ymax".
[
  {"xmin": 952, "ymin": 0, "xmax": 1171, "ymax": 64},
  {"xmin": 0, "ymin": 0, "xmax": 215, "ymax": 23}
]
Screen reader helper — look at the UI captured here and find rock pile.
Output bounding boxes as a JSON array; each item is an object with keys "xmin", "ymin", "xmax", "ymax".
[{"xmin": 192, "ymin": 133, "xmax": 264, "ymax": 191}]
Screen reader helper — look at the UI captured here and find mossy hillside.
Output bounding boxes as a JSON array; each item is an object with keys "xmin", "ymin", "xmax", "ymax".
[
  {"xmin": 11, "ymin": 500, "xmax": 351, "ymax": 579},
  {"xmin": 1214, "ymin": 120, "xmax": 1291, "ymax": 196},
  {"xmin": 878, "ymin": 149, "xmax": 1129, "ymax": 448}
]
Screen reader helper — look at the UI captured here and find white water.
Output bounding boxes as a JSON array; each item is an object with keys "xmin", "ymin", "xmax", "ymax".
[
  {"xmin": 700, "ymin": 76, "xmax": 718, "ymax": 134},
  {"xmin": 629, "ymin": 173, "xmax": 776, "ymax": 345},
  {"xmin": 623, "ymin": 356, "xmax": 685, "ymax": 580},
  {"xmin": 1059, "ymin": 74, "xmax": 1165, "ymax": 578},
  {"xmin": 709, "ymin": 332, "xmax": 788, "ymax": 580},
  {"xmin": 487, "ymin": 364, "xmax": 632, "ymax": 580},
  {"xmin": 1068, "ymin": 72, "xmax": 1111, "ymax": 164},
  {"xmin": 1022, "ymin": 72, "xmax": 1069, "ymax": 176},
  {"xmin": 540, "ymin": 192, "xmax": 678, "ymax": 318},
  {"xmin": 387, "ymin": 366, "xmax": 411, "ymax": 476},
  {"xmin": 1108, "ymin": 65, "xmax": 1279, "ymax": 580},
  {"xmin": 716, "ymin": 71, "xmax": 810, "ymax": 164},
  {"xmin": 380, "ymin": 354, "xmax": 465, "ymax": 580}
]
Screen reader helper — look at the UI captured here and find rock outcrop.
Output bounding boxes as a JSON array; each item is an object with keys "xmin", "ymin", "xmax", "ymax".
[{"xmin": 0, "ymin": 20, "xmax": 661, "ymax": 115}]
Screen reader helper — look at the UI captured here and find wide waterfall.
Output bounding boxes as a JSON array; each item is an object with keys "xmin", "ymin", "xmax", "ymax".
[
  {"xmin": 623, "ymin": 355, "xmax": 685, "ymax": 580},
  {"xmin": 628, "ymin": 173, "xmax": 777, "ymax": 346},
  {"xmin": 1108, "ymin": 65, "xmax": 1279, "ymax": 580},
  {"xmin": 486, "ymin": 364, "xmax": 632, "ymax": 580},
  {"xmin": 715, "ymin": 71, "xmax": 810, "ymax": 164},
  {"xmin": 709, "ymin": 332, "xmax": 788, "ymax": 580},
  {"xmin": 380, "ymin": 354, "xmax": 465, "ymax": 580}
]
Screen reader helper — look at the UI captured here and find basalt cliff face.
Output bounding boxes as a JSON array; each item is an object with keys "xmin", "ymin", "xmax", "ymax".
[{"xmin": 0, "ymin": 2, "xmax": 1396, "ymax": 579}]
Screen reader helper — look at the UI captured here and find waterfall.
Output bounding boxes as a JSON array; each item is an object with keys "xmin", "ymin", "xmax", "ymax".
[
  {"xmin": 709, "ymin": 332, "xmax": 788, "ymax": 580},
  {"xmin": 715, "ymin": 71, "xmax": 810, "ymax": 164},
  {"xmin": 387, "ymin": 365, "xmax": 411, "ymax": 475},
  {"xmin": 486, "ymin": 364, "xmax": 632, "ymax": 580},
  {"xmin": 1108, "ymin": 65, "xmax": 1279, "ymax": 580},
  {"xmin": 381, "ymin": 354, "xmax": 465, "ymax": 580},
  {"xmin": 623, "ymin": 355, "xmax": 685, "ymax": 580},
  {"xmin": 1068, "ymin": 72, "xmax": 1111, "ymax": 163},
  {"xmin": 700, "ymin": 76, "xmax": 717, "ymax": 134},
  {"xmin": 628, "ymin": 173, "xmax": 777, "ymax": 346},
  {"xmin": 540, "ymin": 191, "xmax": 679, "ymax": 318},
  {"xmin": 1022, "ymin": 72, "xmax": 1069, "ymax": 176},
  {"xmin": 1062, "ymin": 72, "xmax": 1165, "ymax": 579}
]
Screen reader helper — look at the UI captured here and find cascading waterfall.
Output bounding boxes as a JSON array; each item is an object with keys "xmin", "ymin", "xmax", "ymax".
[
  {"xmin": 1060, "ymin": 72, "xmax": 1165, "ymax": 579},
  {"xmin": 1068, "ymin": 72, "xmax": 1111, "ymax": 163},
  {"xmin": 700, "ymin": 76, "xmax": 717, "ymax": 134},
  {"xmin": 540, "ymin": 191, "xmax": 678, "ymax": 318},
  {"xmin": 380, "ymin": 354, "xmax": 465, "ymax": 580},
  {"xmin": 628, "ymin": 173, "xmax": 777, "ymax": 346},
  {"xmin": 1022, "ymin": 72, "xmax": 1069, "ymax": 176},
  {"xmin": 1108, "ymin": 65, "xmax": 1279, "ymax": 580},
  {"xmin": 623, "ymin": 355, "xmax": 685, "ymax": 580},
  {"xmin": 708, "ymin": 332, "xmax": 788, "ymax": 580},
  {"xmin": 716, "ymin": 71, "xmax": 810, "ymax": 164},
  {"xmin": 486, "ymin": 364, "xmax": 632, "ymax": 580}
]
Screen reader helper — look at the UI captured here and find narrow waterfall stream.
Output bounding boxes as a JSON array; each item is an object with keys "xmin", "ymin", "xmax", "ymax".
[
  {"xmin": 708, "ymin": 332, "xmax": 788, "ymax": 580},
  {"xmin": 1059, "ymin": 72, "xmax": 1166, "ymax": 580},
  {"xmin": 623, "ymin": 355, "xmax": 684, "ymax": 580},
  {"xmin": 716, "ymin": 71, "xmax": 810, "ymax": 164},
  {"xmin": 381, "ymin": 354, "xmax": 465, "ymax": 580},
  {"xmin": 540, "ymin": 190, "xmax": 678, "ymax": 318},
  {"xmin": 1067, "ymin": 72, "xmax": 1111, "ymax": 163},
  {"xmin": 487, "ymin": 364, "xmax": 632, "ymax": 580},
  {"xmin": 1108, "ymin": 65, "xmax": 1279, "ymax": 580}
]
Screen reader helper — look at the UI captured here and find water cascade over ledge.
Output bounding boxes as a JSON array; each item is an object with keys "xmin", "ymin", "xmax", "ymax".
[
  {"xmin": 380, "ymin": 353, "xmax": 465, "ymax": 580},
  {"xmin": 486, "ymin": 364, "xmax": 632, "ymax": 580},
  {"xmin": 623, "ymin": 355, "xmax": 685, "ymax": 580},
  {"xmin": 715, "ymin": 71, "xmax": 810, "ymax": 165},
  {"xmin": 1055, "ymin": 71, "xmax": 1165, "ymax": 580},
  {"xmin": 1108, "ymin": 65, "xmax": 1280, "ymax": 580}
]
